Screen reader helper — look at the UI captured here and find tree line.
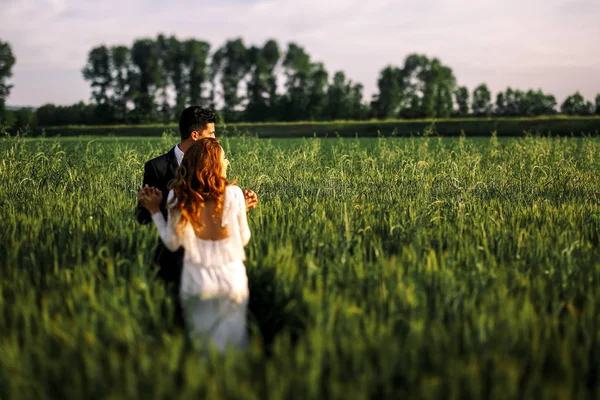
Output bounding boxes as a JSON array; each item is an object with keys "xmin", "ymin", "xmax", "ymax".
[{"xmin": 0, "ymin": 36, "xmax": 599, "ymax": 130}]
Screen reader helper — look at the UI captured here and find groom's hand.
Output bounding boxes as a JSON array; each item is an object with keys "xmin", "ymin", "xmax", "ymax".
[{"xmin": 243, "ymin": 189, "xmax": 258, "ymax": 211}]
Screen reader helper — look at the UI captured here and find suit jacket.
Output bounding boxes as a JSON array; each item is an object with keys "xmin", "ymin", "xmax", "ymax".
[{"xmin": 136, "ymin": 147, "xmax": 184, "ymax": 289}]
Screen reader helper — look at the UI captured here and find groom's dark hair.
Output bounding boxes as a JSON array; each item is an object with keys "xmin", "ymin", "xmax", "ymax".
[{"xmin": 178, "ymin": 106, "xmax": 217, "ymax": 140}]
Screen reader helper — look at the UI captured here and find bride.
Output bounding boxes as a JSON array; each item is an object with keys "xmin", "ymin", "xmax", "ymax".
[{"xmin": 139, "ymin": 137, "xmax": 251, "ymax": 351}]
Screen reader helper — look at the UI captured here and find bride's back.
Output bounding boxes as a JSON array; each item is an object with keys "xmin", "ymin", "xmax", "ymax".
[
  {"xmin": 162, "ymin": 185, "xmax": 250, "ymax": 267},
  {"xmin": 195, "ymin": 199, "xmax": 229, "ymax": 241}
]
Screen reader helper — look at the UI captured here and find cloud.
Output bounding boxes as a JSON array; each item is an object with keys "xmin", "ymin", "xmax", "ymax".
[{"xmin": 1, "ymin": 0, "xmax": 599, "ymax": 106}]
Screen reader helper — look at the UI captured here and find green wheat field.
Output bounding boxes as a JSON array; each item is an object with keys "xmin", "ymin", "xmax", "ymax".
[{"xmin": 1, "ymin": 133, "xmax": 600, "ymax": 399}]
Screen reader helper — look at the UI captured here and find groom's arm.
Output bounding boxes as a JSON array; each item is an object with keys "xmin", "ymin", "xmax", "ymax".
[{"xmin": 136, "ymin": 161, "xmax": 159, "ymax": 225}]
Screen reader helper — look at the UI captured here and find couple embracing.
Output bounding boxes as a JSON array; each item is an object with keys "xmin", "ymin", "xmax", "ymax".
[{"xmin": 136, "ymin": 107, "xmax": 258, "ymax": 351}]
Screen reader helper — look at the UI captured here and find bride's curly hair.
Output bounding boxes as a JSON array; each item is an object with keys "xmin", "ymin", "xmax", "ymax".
[{"xmin": 168, "ymin": 138, "xmax": 231, "ymax": 236}]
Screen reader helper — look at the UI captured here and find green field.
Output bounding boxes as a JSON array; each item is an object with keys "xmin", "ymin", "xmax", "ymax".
[
  {"xmin": 20, "ymin": 116, "xmax": 600, "ymax": 138},
  {"xmin": 1, "ymin": 134, "xmax": 600, "ymax": 399}
]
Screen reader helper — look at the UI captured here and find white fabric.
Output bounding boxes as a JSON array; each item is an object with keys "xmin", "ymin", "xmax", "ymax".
[
  {"xmin": 174, "ymin": 144, "xmax": 184, "ymax": 166},
  {"xmin": 151, "ymin": 185, "xmax": 251, "ymax": 350}
]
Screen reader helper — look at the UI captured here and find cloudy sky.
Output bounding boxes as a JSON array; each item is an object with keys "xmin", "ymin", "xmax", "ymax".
[{"xmin": 1, "ymin": 0, "xmax": 599, "ymax": 107}]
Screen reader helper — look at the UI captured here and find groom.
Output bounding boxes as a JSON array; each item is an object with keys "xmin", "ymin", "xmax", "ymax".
[{"xmin": 136, "ymin": 106, "xmax": 258, "ymax": 326}]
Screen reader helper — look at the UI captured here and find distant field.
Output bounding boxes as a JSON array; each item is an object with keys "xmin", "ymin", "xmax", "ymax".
[
  {"xmin": 21, "ymin": 116, "xmax": 600, "ymax": 138},
  {"xmin": 1, "ymin": 135, "xmax": 600, "ymax": 399}
]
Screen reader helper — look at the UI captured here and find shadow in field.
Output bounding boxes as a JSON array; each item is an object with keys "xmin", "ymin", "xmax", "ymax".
[{"xmin": 246, "ymin": 265, "xmax": 308, "ymax": 356}]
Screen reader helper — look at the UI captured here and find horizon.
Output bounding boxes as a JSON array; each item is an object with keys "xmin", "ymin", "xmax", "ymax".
[{"xmin": 2, "ymin": 0, "xmax": 599, "ymax": 108}]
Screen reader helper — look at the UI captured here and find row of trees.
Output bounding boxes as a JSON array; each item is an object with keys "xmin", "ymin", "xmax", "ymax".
[
  {"xmin": 75, "ymin": 35, "xmax": 600, "ymax": 124},
  {"xmin": 368, "ymin": 56, "xmax": 599, "ymax": 119},
  {"xmin": 76, "ymin": 36, "xmax": 369, "ymax": 124},
  {"xmin": 1, "ymin": 36, "xmax": 599, "ymax": 129}
]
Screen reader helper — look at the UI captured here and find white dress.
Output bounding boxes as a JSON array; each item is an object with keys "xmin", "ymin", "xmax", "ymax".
[{"xmin": 151, "ymin": 185, "xmax": 251, "ymax": 351}]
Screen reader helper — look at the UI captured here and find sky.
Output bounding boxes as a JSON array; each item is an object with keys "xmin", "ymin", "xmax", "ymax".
[{"xmin": 1, "ymin": 0, "xmax": 599, "ymax": 108}]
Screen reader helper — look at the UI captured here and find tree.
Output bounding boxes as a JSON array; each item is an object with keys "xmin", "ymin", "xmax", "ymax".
[
  {"xmin": 130, "ymin": 38, "xmax": 161, "ymax": 122},
  {"xmin": 454, "ymin": 86, "xmax": 470, "ymax": 117},
  {"xmin": 370, "ymin": 66, "xmax": 402, "ymax": 119},
  {"xmin": 472, "ymin": 84, "xmax": 492, "ymax": 117},
  {"xmin": 280, "ymin": 42, "xmax": 312, "ymax": 121},
  {"xmin": 245, "ymin": 39, "xmax": 280, "ymax": 121},
  {"xmin": 561, "ymin": 92, "xmax": 593, "ymax": 116},
  {"xmin": 0, "ymin": 40, "xmax": 16, "ymax": 121},
  {"xmin": 397, "ymin": 54, "xmax": 430, "ymax": 118},
  {"xmin": 307, "ymin": 62, "xmax": 328, "ymax": 120},
  {"xmin": 325, "ymin": 72, "xmax": 366, "ymax": 120},
  {"xmin": 82, "ymin": 45, "xmax": 114, "ymax": 122},
  {"xmin": 502, "ymin": 88, "xmax": 556, "ymax": 116},
  {"xmin": 82, "ymin": 46, "xmax": 112, "ymax": 105},
  {"xmin": 326, "ymin": 71, "xmax": 351, "ymax": 120},
  {"xmin": 184, "ymin": 39, "xmax": 211, "ymax": 110},
  {"xmin": 595, "ymin": 93, "xmax": 600, "ymax": 115},
  {"xmin": 13, "ymin": 108, "xmax": 36, "ymax": 131},
  {"xmin": 544, "ymin": 94, "xmax": 558, "ymax": 115},
  {"xmin": 163, "ymin": 36, "xmax": 187, "ymax": 118},
  {"xmin": 348, "ymin": 82, "xmax": 366, "ymax": 120},
  {"xmin": 211, "ymin": 38, "xmax": 249, "ymax": 121},
  {"xmin": 400, "ymin": 54, "xmax": 432, "ymax": 118},
  {"xmin": 36, "ymin": 104, "xmax": 59, "ymax": 126},
  {"xmin": 261, "ymin": 40, "xmax": 280, "ymax": 118},
  {"xmin": 110, "ymin": 45, "xmax": 133, "ymax": 123},
  {"xmin": 494, "ymin": 91, "xmax": 506, "ymax": 116},
  {"xmin": 420, "ymin": 58, "xmax": 456, "ymax": 118},
  {"xmin": 371, "ymin": 55, "xmax": 456, "ymax": 119},
  {"xmin": 156, "ymin": 34, "xmax": 172, "ymax": 123},
  {"xmin": 522, "ymin": 89, "xmax": 556, "ymax": 116},
  {"xmin": 36, "ymin": 102, "xmax": 97, "ymax": 126},
  {"xmin": 397, "ymin": 54, "xmax": 429, "ymax": 118},
  {"xmin": 502, "ymin": 87, "xmax": 518, "ymax": 116}
]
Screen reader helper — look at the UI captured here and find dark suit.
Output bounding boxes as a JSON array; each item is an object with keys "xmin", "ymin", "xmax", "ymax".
[{"xmin": 136, "ymin": 146, "xmax": 185, "ymax": 326}]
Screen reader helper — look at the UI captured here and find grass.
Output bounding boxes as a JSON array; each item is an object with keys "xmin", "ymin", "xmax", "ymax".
[{"xmin": 1, "ymin": 134, "xmax": 599, "ymax": 399}]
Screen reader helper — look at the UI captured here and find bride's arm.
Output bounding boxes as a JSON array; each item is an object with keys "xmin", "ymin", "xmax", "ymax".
[
  {"xmin": 151, "ymin": 207, "xmax": 182, "ymax": 251},
  {"xmin": 141, "ymin": 189, "xmax": 182, "ymax": 251},
  {"xmin": 236, "ymin": 187, "xmax": 251, "ymax": 246}
]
